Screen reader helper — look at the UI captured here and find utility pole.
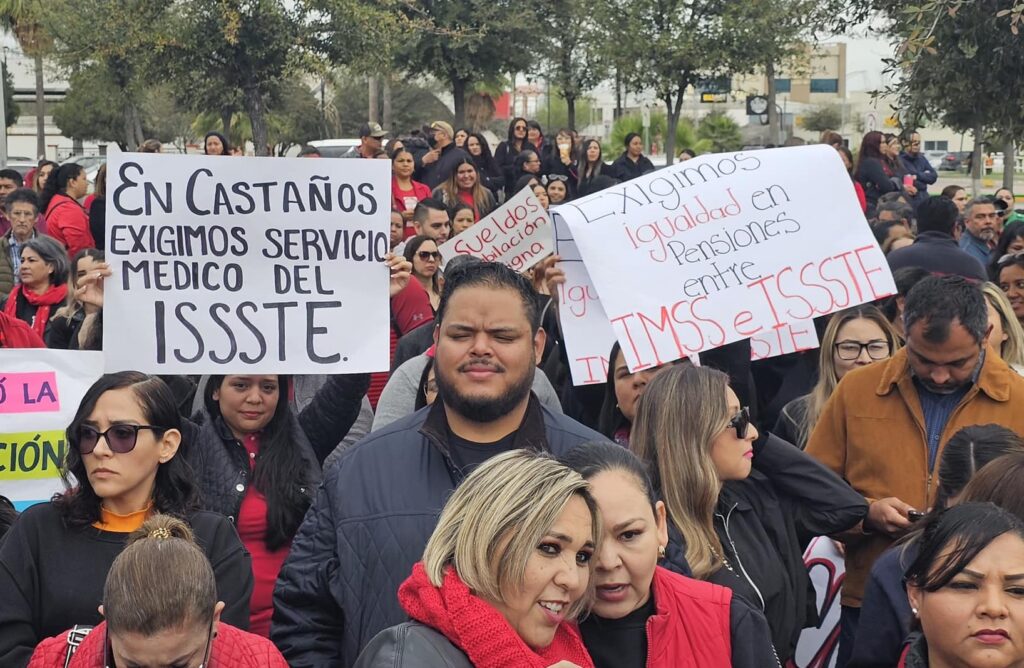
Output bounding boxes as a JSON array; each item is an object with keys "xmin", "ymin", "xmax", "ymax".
[{"xmin": 0, "ymin": 54, "xmax": 8, "ymax": 165}]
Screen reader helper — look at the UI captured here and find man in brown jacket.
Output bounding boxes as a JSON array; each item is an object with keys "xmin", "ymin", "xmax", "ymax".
[{"xmin": 806, "ymin": 274, "xmax": 1024, "ymax": 666}]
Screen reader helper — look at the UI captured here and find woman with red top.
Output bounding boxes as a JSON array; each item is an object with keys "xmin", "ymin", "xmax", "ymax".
[
  {"xmin": 563, "ymin": 442, "xmax": 778, "ymax": 668},
  {"xmin": 392, "ymin": 148, "xmax": 432, "ymax": 236},
  {"xmin": 855, "ymin": 131, "xmax": 901, "ymax": 216},
  {"xmin": 431, "ymin": 158, "xmax": 497, "ymax": 222},
  {"xmin": 28, "ymin": 514, "xmax": 286, "ymax": 668},
  {"xmin": 0, "ymin": 236, "xmax": 69, "ymax": 342},
  {"xmin": 404, "ymin": 235, "xmax": 442, "ymax": 312},
  {"xmin": 184, "ymin": 370, "xmax": 370, "ymax": 638},
  {"xmin": 355, "ymin": 450, "xmax": 599, "ymax": 668},
  {"xmin": 40, "ymin": 163, "xmax": 94, "ymax": 258}
]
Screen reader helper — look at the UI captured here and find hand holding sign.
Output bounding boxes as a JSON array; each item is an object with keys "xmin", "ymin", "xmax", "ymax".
[
  {"xmin": 385, "ymin": 253, "xmax": 413, "ymax": 297},
  {"xmin": 75, "ymin": 262, "xmax": 111, "ymax": 309}
]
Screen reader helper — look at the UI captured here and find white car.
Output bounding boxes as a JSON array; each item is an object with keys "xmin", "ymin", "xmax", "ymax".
[{"xmin": 307, "ymin": 139, "xmax": 361, "ymax": 158}]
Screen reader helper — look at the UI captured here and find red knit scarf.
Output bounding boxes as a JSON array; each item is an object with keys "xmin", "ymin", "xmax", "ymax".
[
  {"xmin": 2, "ymin": 283, "xmax": 67, "ymax": 339},
  {"xmin": 399, "ymin": 563, "xmax": 595, "ymax": 668}
]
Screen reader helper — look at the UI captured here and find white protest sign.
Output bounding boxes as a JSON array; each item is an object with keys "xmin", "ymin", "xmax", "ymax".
[
  {"xmin": 103, "ymin": 154, "xmax": 391, "ymax": 374},
  {"xmin": 0, "ymin": 349, "xmax": 104, "ymax": 510},
  {"xmin": 791, "ymin": 536, "xmax": 845, "ymax": 668},
  {"xmin": 750, "ymin": 319, "xmax": 820, "ymax": 361},
  {"xmin": 439, "ymin": 186, "xmax": 554, "ymax": 272},
  {"xmin": 551, "ymin": 210, "xmax": 617, "ymax": 385},
  {"xmin": 560, "ymin": 145, "xmax": 893, "ymax": 371}
]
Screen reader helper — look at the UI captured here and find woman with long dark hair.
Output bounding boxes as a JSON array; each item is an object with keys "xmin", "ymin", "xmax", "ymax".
[
  {"xmin": 509, "ymin": 150, "xmax": 543, "ymax": 199},
  {"xmin": 855, "ymin": 131, "xmax": 901, "ymax": 215},
  {"xmin": 391, "ymin": 148, "xmax": 432, "ymax": 235},
  {"xmin": 204, "ymin": 131, "xmax": 231, "ymax": 156},
  {"xmin": 39, "ymin": 163, "xmax": 93, "ymax": 258},
  {"xmin": 494, "ymin": 118, "xmax": 536, "ymax": 198},
  {"xmin": 403, "ymin": 235, "xmax": 442, "ymax": 312},
  {"xmin": 597, "ymin": 341, "xmax": 676, "ymax": 446},
  {"xmin": 431, "ymin": 158, "xmax": 497, "ymax": 221},
  {"xmin": 184, "ymin": 370, "xmax": 369, "ymax": 637},
  {"xmin": 465, "ymin": 132, "xmax": 504, "ymax": 196},
  {"xmin": 631, "ymin": 364, "xmax": 867, "ymax": 661},
  {"xmin": 577, "ymin": 139, "xmax": 613, "ymax": 194},
  {"xmin": 0, "ymin": 373, "xmax": 253, "ymax": 665}
]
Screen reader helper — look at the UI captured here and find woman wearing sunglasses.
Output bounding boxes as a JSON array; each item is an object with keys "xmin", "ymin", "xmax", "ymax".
[
  {"xmin": 28, "ymin": 513, "xmax": 286, "ymax": 668},
  {"xmin": 403, "ymin": 235, "xmax": 442, "ymax": 312},
  {"xmin": 0, "ymin": 372, "xmax": 253, "ymax": 666},
  {"xmin": 630, "ymin": 364, "xmax": 867, "ymax": 663}
]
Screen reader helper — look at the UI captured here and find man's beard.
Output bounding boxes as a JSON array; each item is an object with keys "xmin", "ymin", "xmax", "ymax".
[{"xmin": 435, "ymin": 359, "xmax": 534, "ymax": 423}]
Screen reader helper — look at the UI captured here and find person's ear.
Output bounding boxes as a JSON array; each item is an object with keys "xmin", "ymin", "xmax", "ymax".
[
  {"xmin": 157, "ymin": 428, "xmax": 181, "ymax": 464},
  {"xmin": 433, "ymin": 324, "xmax": 440, "ymax": 346},
  {"xmin": 982, "ymin": 323, "xmax": 993, "ymax": 349},
  {"xmin": 907, "ymin": 585, "xmax": 923, "ymax": 618},
  {"xmin": 98, "ymin": 604, "xmax": 105, "ymax": 618},
  {"xmin": 654, "ymin": 500, "xmax": 669, "ymax": 549},
  {"xmin": 533, "ymin": 326, "xmax": 547, "ymax": 365}
]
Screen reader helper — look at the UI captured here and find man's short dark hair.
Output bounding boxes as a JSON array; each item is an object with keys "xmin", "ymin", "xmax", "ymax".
[
  {"xmin": 436, "ymin": 261, "xmax": 540, "ymax": 334},
  {"xmin": 4, "ymin": 188, "xmax": 38, "ymax": 214},
  {"xmin": 903, "ymin": 275, "xmax": 988, "ymax": 344},
  {"xmin": 879, "ymin": 266, "xmax": 932, "ymax": 323},
  {"xmin": 877, "ymin": 200, "xmax": 913, "ymax": 224},
  {"xmin": 916, "ymin": 196, "xmax": 959, "ymax": 236},
  {"xmin": 297, "ymin": 145, "xmax": 321, "ymax": 157},
  {"xmin": 0, "ymin": 169, "xmax": 23, "ymax": 185},
  {"xmin": 413, "ymin": 198, "xmax": 448, "ymax": 225}
]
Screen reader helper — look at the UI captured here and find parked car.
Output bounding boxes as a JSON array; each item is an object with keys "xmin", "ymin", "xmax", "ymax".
[
  {"xmin": 308, "ymin": 139, "xmax": 361, "ymax": 158},
  {"xmin": 938, "ymin": 151, "xmax": 972, "ymax": 172},
  {"xmin": 923, "ymin": 150, "xmax": 947, "ymax": 166},
  {"xmin": 1, "ymin": 160, "xmax": 37, "ymax": 180}
]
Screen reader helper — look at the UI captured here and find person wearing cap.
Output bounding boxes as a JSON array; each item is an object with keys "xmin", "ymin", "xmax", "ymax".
[
  {"xmin": 415, "ymin": 120, "xmax": 471, "ymax": 189},
  {"xmin": 359, "ymin": 122, "xmax": 389, "ymax": 159}
]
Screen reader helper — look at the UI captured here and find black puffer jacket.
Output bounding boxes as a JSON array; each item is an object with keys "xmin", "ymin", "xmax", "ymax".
[
  {"xmin": 270, "ymin": 395, "xmax": 605, "ymax": 667},
  {"xmin": 662, "ymin": 433, "xmax": 867, "ymax": 663},
  {"xmin": 181, "ymin": 373, "xmax": 369, "ymax": 524}
]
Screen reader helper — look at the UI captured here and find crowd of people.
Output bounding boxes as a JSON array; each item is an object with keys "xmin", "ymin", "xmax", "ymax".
[{"xmin": 1, "ymin": 118, "xmax": 1024, "ymax": 668}]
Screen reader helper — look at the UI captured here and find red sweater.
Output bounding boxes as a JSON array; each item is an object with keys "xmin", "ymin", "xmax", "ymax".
[
  {"xmin": 28, "ymin": 621, "xmax": 287, "ymax": 668},
  {"xmin": 45, "ymin": 195, "xmax": 94, "ymax": 259},
  {"xmin": 645, "ymin": 566, "xmax": 733, "ymax": 668},
  {"xmin": 399, "ymin": 563, "xmax": 595, "ymax": 668}
]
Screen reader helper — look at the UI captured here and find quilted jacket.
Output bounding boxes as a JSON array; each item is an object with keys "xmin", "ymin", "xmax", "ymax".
[
  {"xmin": 181, "ymin": 373, "xmax": 369, "ymax": 524},
  {"xmin": 27, "ymin": 621, "xmax": 288, "ymax": 667},
  {"xmin": 270, "ymin": 394, "xmax": 605, "ymax": 667}
]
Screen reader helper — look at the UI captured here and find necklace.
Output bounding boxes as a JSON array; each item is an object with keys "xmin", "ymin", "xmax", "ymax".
[{"xmin": 709, "ymin": 544, "xmax": 735, "ymax": 574}]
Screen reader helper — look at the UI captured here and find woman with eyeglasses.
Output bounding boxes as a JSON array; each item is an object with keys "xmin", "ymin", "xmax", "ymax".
[
  {"xmin": 611, "ymin": 133, "xmax": 655, "ymax": 183},
  {"xmin": 775, "ymin": 306, "xmax": 901, "ymax": 449},
  {"xmin": 404, "ymin": 235, "xmax": 442, "ymax": 312},
  {"xmin": 27, "ymin": 514, "xmax": 286, "ymax": 668},
  {"xmin": 431, "ymin": 158, "xmax": 497, "ymax": 222},
  {"xmin": 509, "ymin": 150, "xmax": 543, "ymax": 200},
  {"xmin": 996, "ymin": 252, "xmax": 1024, "ymax": 327},
  {"xmin": 630, "ymin": 364, "xmax": 868, "ymax": 662},
  {"xmin": 0, "ymin": 372, "xmax": 253, "ymax": 666},
  {"xmin": 494, "ymin": 118, "xmax": 536, "ymax": 200}
]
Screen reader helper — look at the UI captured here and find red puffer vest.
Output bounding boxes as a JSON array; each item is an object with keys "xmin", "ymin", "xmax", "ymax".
[
  {"xmin": 647, "ymin": 566, "xmax": 733, "ymax": 668},
  {"xmin": 27, "ymin": 621, "xmax": 288, "ymax": 668}
]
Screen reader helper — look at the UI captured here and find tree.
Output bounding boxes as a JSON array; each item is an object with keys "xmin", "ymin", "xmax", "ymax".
[
  {"xmin": 141, "ymin": 84, "xmax": 195, "ymax": 151},
  {"xmin": 537, "ymin": 0, "xmax": 607, "ymax": 130},
  {"xmin": 0, "ymin": 0, "xmax": 51, "ymax": 158},
  {"xmin": 266, "ymin": 80, "xmax": 322, "ymax": 154},
  {"xmin": 595, "ymin": 0, "xmax": 743, "ymax": 165},
  {"xmin": 798, "ymin": 104, "xmax": 843, "ymax": 134},
  {"xmin": 535, "ymin": 90, "xmax": 594, "ymax": 133},
  {"xmin": 871, "ymin": 0, "xmax": 1024, "ymax": 192},
  {"xmin": 607, "ymin": 113, "xmax": 712, "ymax": 158},
  {"xmin": 53, "ymin": 65, "xmax": 133, "ymax": 147},
  {"xmin": 330, "ymin": 76, "xmax": 453, "ymax": 136},
  {"xmin": 397, "ymin": 0, "xmax": 541, "ymax": 126},
  {"xmin": 3, "ymin": 62, "xmax": 20, "ymax": 128},
  {"xmin": 698, "ymin": 112, "xmax": 743, "ymax": 152}
]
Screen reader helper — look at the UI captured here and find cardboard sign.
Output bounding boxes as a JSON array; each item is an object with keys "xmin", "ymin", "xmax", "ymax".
[
  {"xmin": 551, "ymin": 211, "xmax": 618, "ymax": 385},
  {"xmin": 559, "ymin": 145, "xmax": 893, "ymax": 371},
  {"xmin": 103, "ymin": 154, "xmax": 391, "ymax": 374},
  {"xmin": 0, "ymin": 350, "xmax": 104, "ymax": 510},
  {"xmin": 439, "ymin": 186, "xmax": 554, "ymax": 272}
]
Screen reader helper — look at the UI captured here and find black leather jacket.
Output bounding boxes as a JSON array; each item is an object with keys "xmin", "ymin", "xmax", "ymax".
[{"xmin": 354, "ymin": 623, "xmax": 472, "ymax": 668}]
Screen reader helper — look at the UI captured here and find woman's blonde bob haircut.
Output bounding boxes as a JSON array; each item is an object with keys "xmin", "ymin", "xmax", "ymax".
[
  {"xmin": 422, "ymin": 449, "xmax": 600, "ymax": 619},
  {"xmin": 982, "ymin": 282, "xmax": 1024, "ymax": 370}
]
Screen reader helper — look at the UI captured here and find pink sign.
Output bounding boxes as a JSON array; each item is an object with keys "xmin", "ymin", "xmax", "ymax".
[{"xmin": 0, "ymin": 372, "xmax": 60, "ymax": 413}]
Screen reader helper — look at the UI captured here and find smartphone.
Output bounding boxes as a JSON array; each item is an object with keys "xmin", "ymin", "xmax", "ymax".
[
  {"xmin": 903, "ymin": 174, "xmax": 915, "ymax": 188},
  {"xmin": 908, "ymin": 510, "xmax": 925, "ymax": 521}
]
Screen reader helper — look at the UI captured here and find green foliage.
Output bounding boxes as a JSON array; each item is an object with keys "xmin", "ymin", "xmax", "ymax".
[
  {"xmin": 52, "ymin": 66, "xmax": 130, "ymax": 145},
  {"xmin": 606, "ymin": 113, "xmax": 712, "ymax": 156},
  {"xmin": 141, "ymin": 84, "xmax": 194, "ymax": 150},
  {"xmin": 330, "ymin": 77, "xmax": 453, "ymax": 136},
  {"xmin": 2, "ymin": 62, "xmax": 19, "ymax": 128},
  {"xmin": 534, "ymin": 93, "xmax": 594, "ymax": 134},
  {"xmin": 798, "ymin": 104, "xmax": 843, "ymax": 133},
  {"xmin": 536, "ymin": 0, "xmax": 607, "ymax": 129},
  {"xmin": 697, "ymin": 112, "xmax": 742, "ymax": 152},
  {"xmin": 266, "ymin": 80, "xmax": 323, "ymax": 153}
]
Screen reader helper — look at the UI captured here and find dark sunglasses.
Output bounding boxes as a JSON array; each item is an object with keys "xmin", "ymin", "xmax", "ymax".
[
  {"xmin": 514, "ymin": 125, "xmax": 527, "ymax": 131},
  {"xmin": 417, "ymin": 251, "xmax": 440, "ymax": 262},
  {"xmin": 77, "ymin": 424, "xmax": 164, "ymax": 455},
  {"xmin": 728, "ymin": 407, "xmax": 751, "ymax": 439}
]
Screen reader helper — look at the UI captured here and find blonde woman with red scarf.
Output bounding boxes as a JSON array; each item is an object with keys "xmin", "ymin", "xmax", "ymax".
[
  {"xmin": 355, "ymin": 450, "xmax": 599, "ymax": 668},
  {"xmin": 0, "ymin": 235, "xmax": 69, "ymax": 343}
]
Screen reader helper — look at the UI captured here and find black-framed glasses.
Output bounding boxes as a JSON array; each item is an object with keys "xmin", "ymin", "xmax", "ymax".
[
  {"xmin": 728, "ymin": 407, "xmax": 751, "ymax": 439},
  {"xmin": 77, "ymin": 424, "xmax": 164, "ymax": 455},
  {"xmin": 417, "ymin": 251, "xmax": 440, "ymax": 262},
  {"xmin": 105, "ymin": 620, "xmax": 213, "ymax": 668},
  {"xmin": 834, "ymin": 340, "xmax": 891, "ymax": 361}
]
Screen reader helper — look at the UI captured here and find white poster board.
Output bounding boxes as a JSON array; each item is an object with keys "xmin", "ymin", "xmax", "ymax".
[
  {"xmin": 439, "ymin": 186, "xmax": 554, "ymax": 272},
  {"xmin": 559, "ymin": 145, "xmax": 893, "ymax": 371},
  {"xmin": 103, "ymin": 154, "xmax": 391, "ymax": 374},
  {"xmin": 0, "ymin": 350, "xmax": 104, "ymax": 510}
]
